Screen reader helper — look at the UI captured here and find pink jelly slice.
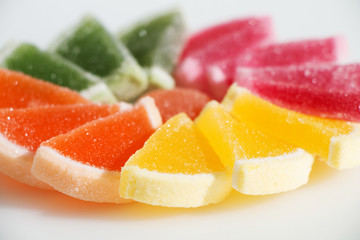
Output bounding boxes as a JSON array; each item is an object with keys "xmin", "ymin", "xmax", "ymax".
[
  {"xmin": 236, "ymin": 64, "xmax": 360, "ymax": 122},
  {"xmin": 0, "ymin": 104, "xmax": 120, "ymax": 152},
  {"xmin": 236, "ymin": 36, "xmax": 346, "ymax": 67},
  {"xmin": 174, "ymin": 16, "xmax": 273, "ymax": 97},
  {"xmin": 43, "ymin": 101, "xmax": 159, "ymax": 171},
  {"xmin": 206, "ymin": 36, "xmax": 347, "ymax": 101},
  {"xmin": 0, "ymin": 68, "xmax": 89, "ymax": 108}
]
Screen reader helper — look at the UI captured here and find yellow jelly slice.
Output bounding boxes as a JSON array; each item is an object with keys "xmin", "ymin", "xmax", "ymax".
[
  {"xmin": 223, "ymin": 85, "xmax": 360, "ymax": 169},
  {"xmin": 195, "ymin": 101, "xmax": 314, "ymax": 195},
  {"xmin": 120, "ymin": 113, "xmax": 231, "ymax": 207}
]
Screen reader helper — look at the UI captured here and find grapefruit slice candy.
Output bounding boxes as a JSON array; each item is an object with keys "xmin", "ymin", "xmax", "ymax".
[
  {"xmin": 120, "ymin": 113, "xmax": 231, "ymax": 207},
  {"xmin": 32, "ymin": 97, "xmax": 161, "ymax": 203},
  {"xmin": 195, "ymin": 101, "xmax": 314, "ymax": 195},
  {"xmin": 0, "ymin": 103, "xmax": 124, "ymax": 189},
  {"xmin": 236, "ymin": 64, "xmax": 360, "ymax": 122},
  {"xmin": 143, "ymin": 88, "xmax": 211, "ymax": 122},
  {"xmin": 222, "ymin": 85, "xmax": 360, "ymax": 170},
  {"xmin": 0, "ymin": 68, "xmax": 89, "ymax": 108}
]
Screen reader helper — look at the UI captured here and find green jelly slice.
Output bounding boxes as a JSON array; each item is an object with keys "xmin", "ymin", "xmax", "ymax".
[
  {"xmin": 50, "ymin": 15, "xmax": 148, "ymax": 101},
  {"xmin": 1, "ymin": 42, "xmax": 117, "ymax": 103},
  {"xmin": 118, "ymin": 9, "xmax": 185, "ymax": 72}
]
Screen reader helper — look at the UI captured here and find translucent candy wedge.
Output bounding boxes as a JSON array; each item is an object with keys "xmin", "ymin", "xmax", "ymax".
[
  {"xmin": 32, "ymin": 97, "xmax": 161, "ymax": 202},
  {"xmin": 1, "ymin": 42, "xmax": 117, "ymax": 103},
  {"xmin": 0, "ymin": 68, "xmax": 89, "ymax": 108},
  {"xmin": 118, "ymin": 9, "xmax": 185, "ymax": 72},
  {"xmin": 236, "ymin": 64, "xmax": 360, "ymax": 122},
  {"xmin": 0, "ymin": 103, "xmax": 123, "ymax": 188},
  {"xmin": 207, "ymin": 36, "xmax": 346, "ymax": 100},
  {"xmin": 175, "ymin": 16, "xmax": 273, "ymax": 99},
  {"xmin": 195, "ymin": 101, "xmax": 314, "ymax": 195},
  {"xmin": 49, "ymin": 15, "xmax": 148, "ymax": 101},
  {"xmin": 120, "ymin": 113, "xmax": 231, "ymax": 207},
  {"xmin": 223, "ymin": 85, "xmax": 360, "ymax": 170}
]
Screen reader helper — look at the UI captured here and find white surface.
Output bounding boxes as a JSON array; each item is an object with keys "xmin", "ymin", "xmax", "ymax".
[{"xmin": 1, "ymin": 0, "xmax": 360, "ymax": 239}]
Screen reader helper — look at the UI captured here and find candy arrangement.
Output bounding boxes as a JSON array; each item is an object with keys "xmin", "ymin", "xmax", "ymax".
[{"xmin": 0, "ymin": 9, "xmax": 360, "ymax": 208}]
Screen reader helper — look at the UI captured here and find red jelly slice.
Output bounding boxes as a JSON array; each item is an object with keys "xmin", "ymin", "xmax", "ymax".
[
  {"xmin": 237, "ymin": 36, "xmax": 346, "ymax": 67},
  {"xmin": 143, "ymin": 88, "xmax": 211, "ymax": 122},
  {"xmin": 206, "ymin": 36, "xmax": 346, "ymax": 101},
  {"xmin": 0, "ymin": 68, "xmax": 89, "ymax": 108},
  {"xmin": 236, "ymin": 64, "xmax": 360, "ymax": 122},
  {"xmin": 0, "ymin": 103, "xmax": 122, "ymax": 189},
  {"xmin": 175, "ymin": 17, "xmax": 273, "ymax": 97},
  {"xmin": 32, "ymin": 97, "xmax": 162, "ymax": 203}
]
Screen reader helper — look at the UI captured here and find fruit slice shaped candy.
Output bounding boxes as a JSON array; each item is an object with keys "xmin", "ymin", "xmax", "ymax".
[
  {"xmin": 142, "ymin": 88, "xmax": 211, "ymax": 122},
  {"xmin": 50, "ymin": 15, "xmax": 148, "ymax": 101},
  {"xmin": 118, "ymin": 9, "xmax": 185, "ymax": 73},
  {"xmin": 222, "ymin": 85, "xmax": 360, "ymax": 170},
  {"xmin": 236, "ymin": 64, "xmax": 360, "ymax": 122},
  {"xmin": 175, "ymin": 16, "xmax": 273, "ymax": 98},
  {"xmin": 206, "ymin": 36, "xmax": 346, "ymax": 100},
  {"xmin": 0, "ymin": 68, "xmax": 89, "ymax": 108},
  {"xmin": 195, "ymin": 101, "xmax": 314, "ymax": 195},
  {"xmin": 120, "ymin": 113, "xmax": 231, "ymax": 207},
  {"xmin": 32, "ymin": 97, "xmax": 161, "ymax": 202},
  {"xmin": 0, "ymin": 103, "xmax": 124, "ymax": 189},
  {"xmin": 1, "ymin": 43, "xmax": 117, "ymax": 103},
  {"xmin": 237, "ymin": 36, "xmax": 346, "ymax": 67}
]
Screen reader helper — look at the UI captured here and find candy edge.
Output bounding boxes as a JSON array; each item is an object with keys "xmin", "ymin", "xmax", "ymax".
[
  {"xmin": 0, "ymin": 133, "xmax": 51, "ymax": 189},
  {"xmin": 119, "ymin": 165, "xmax": 232, "ymax": 208},
  {"xmin": 328, "ymin": 125, "xmax": 360, "ymax": 169},
  {"xmin": 32, "ymin": 146, "xmax": 130, "ymax": 203},
  {"xmin": 232, "ymin": 148, "xmax": 314, "ymax": 195}
]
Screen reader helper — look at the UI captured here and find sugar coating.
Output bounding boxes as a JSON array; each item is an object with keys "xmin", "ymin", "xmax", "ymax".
[
  {"xmin": 224, "ymin": 85, "xmax": 354, "ymax": 164},
  {"xmin": 0, "ymin": 68, "xmax": 89, "ymax": 108},
  {"xmin": 120, "ymin": 165, "xmax": 231, "ymax": 207},
  {"xmin": 195, "ymin": 101, "xmax": 297, "ymax": 171},
  {"xmin": 236, "ymin": 37, "xmax": 344, "ymax": 67},
  {"xmin": 175, "ymin": 17, "xmax": 273, "ymax": 99},
  {"xmin": 179, "ymin": 16, "xmax": 273, "ymax": 61},
  {"xmin": 125, "ymin": 113, "xmax": 225, "ymax": 175},
  {"xmin": 232, "ymin": 149, "xmax": 314, "ymax": 195},
  {"xmin": 119, "ymin": 9, "xmax": 185, "ymax": 72},
  {"xmin": 236, "ymin": 64, "xmax": 360, "ymax": 122},
  {"xmin": 0, "ymin": 104, "xmax": 119, "ymax": 152},
  {"xmin": 43, "ymin": 102, "xmax": 159, "ymax": 171},
  {"xmin": 144, "ymin": 88, "xmax": 210, "ymax": 122},
  {"xmin": 50, "ymin": 15, "xmax": 126, "ymax": 77},
  {"xmin": 32, "ymin": 146, "xmax": 130, "ymax": 202},
  {"xmin": 2, "ymin": 43, "xmax": 99, "ymax": 91}
]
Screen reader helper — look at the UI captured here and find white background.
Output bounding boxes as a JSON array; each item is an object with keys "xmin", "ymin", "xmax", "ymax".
[{"xmin": 1, "ymin": 0, "xmax": 360, "ymax": 239}]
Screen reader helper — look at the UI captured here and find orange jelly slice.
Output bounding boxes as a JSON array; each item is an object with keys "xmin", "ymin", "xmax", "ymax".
[
  {"xmin": 32, "ymin": 97, "xmax": 162, "ymax": 203},
  {"xmin": 43, "ymin": 101, "xmax": 158, "ymax": 171},
  {"xmin": 0, "ymin": 68, "xmax": 89, "ymax": 108},
  {"xmin": 0, "ymin": 104, "xmax": 120, "ymax": 152},
  {"xmin": 0, "ymin": 103, "xmax": 122, "ymax": 189}
]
